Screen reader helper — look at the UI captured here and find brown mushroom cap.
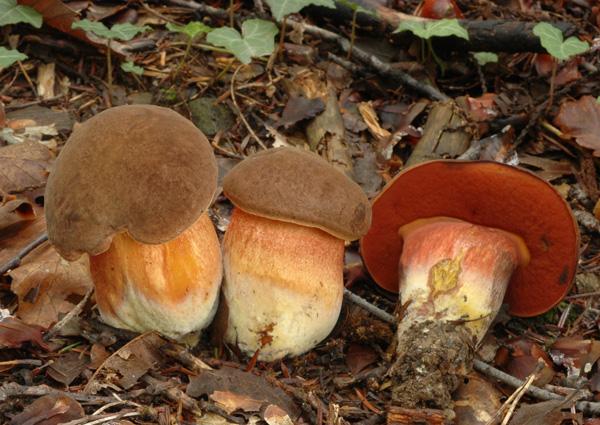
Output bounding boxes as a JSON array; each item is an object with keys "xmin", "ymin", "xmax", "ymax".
[
  {"xmin": 360, "ymin": 160, "xmax": 579, "ymax": 317},
  {"xmin": 222, "ymin": 147, "xmax": 371, "ymax": 240},
  {"xmin": 45, "ymin": 105, "xmax": 218, "ymax": 261}
]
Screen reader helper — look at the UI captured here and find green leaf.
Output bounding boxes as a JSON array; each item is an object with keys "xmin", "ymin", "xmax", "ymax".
[
  {"xmin": 597, "ymin": 96, "xmax": 600, "ymax": 104},
  {"xmin": 265, "ymin": 0, "xmax": 335, "ymax": 22},
  {"xmin": 0, "ymin": 46, "xmax": 27, "ymax": 69},
  {"xmin": 121, "ymin": 61, "xmax": 144, "ymax": 75},
  {"xmin": 337, "ymin": 0, "xmax": 376, "ymax": 16},
  {"xmin": 473, "ymin": 52, "xmax": 498, "ymax": 66},
  {"xmin": 207, "ymin": 19, "xmax": 278, "ymax": 64},
  {"xmin": 393, "ymin": 19, "xmax": 469, "ymax": 40},
  {"xmin": 166, "ymin": 21, "xmax": 212, "ymax": 40},
  {"xmin": 533, "ymin": 22, "xmax": 589, "ymax": 61},
  {"xmin": 0, "ymin": 0, "xmax": 42, "ymax": 28},
  {"xmin": 72, "ymin": 19, "xmax": 149, "ymax": 41}
]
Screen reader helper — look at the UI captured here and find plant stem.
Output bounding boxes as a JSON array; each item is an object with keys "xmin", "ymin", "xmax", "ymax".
[
  {"xmin": 277, "ymin": 16, "xmax": 287, "ymax": 62},
  {"xmin": 347, "ymin": 9, "xmax": 358, "ymax": 60},
  {"xmin": 229, "ymin": 0, "xmax": 235, "ymax": 27},
  {"xmin": 547, "ymin": 60, "xmax": 557, "ymax": 113},
  {"xmin": 173, "ymin": 37, "xmax": 193, "ymax": 81},
  {"xmin": 106, "ymin": 40, "xmax": 113, "ymax": 103}
]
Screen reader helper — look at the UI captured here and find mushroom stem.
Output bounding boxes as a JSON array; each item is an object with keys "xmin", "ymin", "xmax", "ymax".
[
  {"xmin": 397, "ymin": 218, "xmax": 529, "ymax": 342},
  {"xmin": 222, "ymin": 208, "xmax": 344, "ymax": 361},
  {"xmin": 390, "ymin": 218, "xmax": 530, "ymax": 408},
  {"xmin": 89, "ymin": 212, "xmax": 222, "ymax": 341}
]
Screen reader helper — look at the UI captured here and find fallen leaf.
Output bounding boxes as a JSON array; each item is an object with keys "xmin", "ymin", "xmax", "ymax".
[
  {"xmin": 9, "ymin": 240, "xmax": 92, "ymax": 328},
  {"xmin": 263, "ymin": 404, "xmax": 294, "ymax": 425},
  {"xmin": 0, "ymin": 316, "xmax": 48, "ymax": 349},
  {"xmin": 187, "ymin": 366, "xmax": 299, "ymax": 419},
  {"xmin": 48, "ymin": 351, "xmax": 89, "ymax": 386},
  {"xmin": 519, "ymin": 154, "xmax": 573, "ymax": 181},
  {"xmin": 0, "ymin": 213, "xmax": 46, "ymax": 267},
  {"xmin": 345, "ymin": 343, "xmax": 379, "ymax": 375},
  {"xmin": 509, "ymin": 399, "xmax": 578, "ymax": 425},
  {"xmin": 6, "ymin": 105, "xmax": 74, "ymax": 132},
  {"xmin": 0, "ymin": 197, "xmax": 36, "ymax": 232},
  {"xmin": 554, "ymin": 96, "xmax": 600, "ymax": 156},
  {"xmin": 465, "ymin": 93, "xmax": 499, "ymax": 122},
  {"xmin": 37, "ymin": 63, "xmax": 55, "ymax": 100},
  {"xmin": 210, "ymin": 391, "xmax": 263, "ymax": 414},
  {"xmin": 454, "ymin": 373, "xmax": 502, "ymax": 425},
  {"xmin": 0, "ymin": 141, "xmax": 54, "ymax": 194},
  {"xmin": 277, "ymin": 95, "xmax": 325, "ymax": 128},
  {"xmin": 550, "ymin": 336, "xmax": 600, "ymax": 378},
  {"xmin": 9, "ymin": 393, "xmax": 84, "ymax": 425},
  {"xmin": 85, "ymin": 332, "xmax": 167, "ymax": 394}
]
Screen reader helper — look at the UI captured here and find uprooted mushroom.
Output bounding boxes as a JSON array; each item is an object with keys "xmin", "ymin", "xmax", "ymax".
[
  {"xmin": 45, "ymin": 105, "xmax": 222, "ymax": 341},
  {"xmin": 360, "ymin": 160, "xmax": 579, "ymax": 409}
]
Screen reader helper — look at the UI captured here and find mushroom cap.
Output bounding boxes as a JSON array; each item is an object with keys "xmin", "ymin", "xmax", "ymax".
[
  {"xmin": 360, "ymin": 160, "xmax": 579, "ymax": 317},
  {"xmin": 45, "ymin": 104, "xmax": 218, "ymax": 261},
  {"xmin": 222, "ymin": 147, "xmax": 371, "ymax": 241}
]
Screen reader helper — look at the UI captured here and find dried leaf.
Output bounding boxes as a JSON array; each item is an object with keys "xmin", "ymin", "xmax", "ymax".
[
  {"xmin": 85, "ymin": 332, "xmax": 167, "ymax": 394},
  {"xmin": 0, "ymin": 316, "xmax": 47, "ymax": 349},
  {"xmin": 465, "ymin": 93, "xmax": 499, "ymax": 122},
  {"xmin": 550, "ymin": 337, "xmax": 600, "ymax": 377},
  {"xmin": 210, "ymin": 391, "xmax": 263, "ymax": 414},
  {"xmin": 9, "ymin": 241, "xmax": 93, "ymax": 328},
  {"xmin": 0, "ymin": 141, "xmax": 53, "ymax": 194},
  {"xmin": 509, "ymin": 399, "xmax": 575, "ymax": 425},
  {"xmin": 9, "ymin": 394, "xmax": 84, "ymax": 425},
  {"xmin": 0, "ymin": 197, "xmax": 35, "ymax": 231},
  {"xmin": 48, "ymin": 351, "xmax": 89, "ymax": 386},
  {"xmin": 277, "ymin": 95, "xmax": 325, "ymax": 128},
  {"xmin": 263, "ymin": 404, "xmax": 294, "ymax": 425},
  {"xmin": 37, "ymin": 63, "xmax": 55, "ymax": 100},
  {"xmin": 554, "ymin": 96, "xmax": 600, "ymax": 156},
  {"xmin": 454, "ymin": 373, "xmax": 502, "ymax": 425},
  {"xmin": 0, "ymin": 213, "xmax": 46, "ymax": 266},
  {"xmin": 187, "ymin": 366, "xmax": 299, "ymax": 419},
  {"xmin": 346, "ymin": 343, "xmax": 379, "ymax": 375}
]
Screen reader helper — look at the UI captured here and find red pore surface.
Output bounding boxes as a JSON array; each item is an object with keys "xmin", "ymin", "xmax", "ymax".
[{"xmin": 360, "ymin": 160, "xmax": 579, "ymax": 317}]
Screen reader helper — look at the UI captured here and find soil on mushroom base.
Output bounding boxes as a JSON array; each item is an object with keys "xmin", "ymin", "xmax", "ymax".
[{"xmin": 390, "ymin": 320, "xmax": 474, "ymax": 413}]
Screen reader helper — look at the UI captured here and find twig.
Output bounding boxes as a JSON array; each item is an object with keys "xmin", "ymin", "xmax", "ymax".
[
  {"xmin": 287, "ymin": 18, "xmax": 449, "ymax": 101},
  {"xmin": 0, "ymin": 232, "xmax": 48, "ymax": 275},
  {"xmin": 230, "ymin": 64, "xmax": 267, "ymax": 150},
  {"xmin": 0, "ymin": 359, "xmax": 42, "ymax": 367},
  {"xmin": 161, "ymin": 342, "xmax": 213, "ymax": 372},
  {"xmin": 495, "ymin": 362, "xmax": 543, "ymax": 425},
  {"xmin": 0, "ymin": 382, "xmax": 119, "ymax": 404},
  {"xmin": 343, "ymin": 289, "xmax": 396, "ymax": 324},
  {"xmin": 44, "ymin": 288, "xmax": 94, "ymax": 341},
  {"xmin": 62, "ymin": 411, "xmax": 140, "ymax": 425}
]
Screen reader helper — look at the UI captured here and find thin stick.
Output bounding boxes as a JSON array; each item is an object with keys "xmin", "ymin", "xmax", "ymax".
[
  {"xmin": 230, "ymin": 64, "xmax": 267, "ymax": 150},
  {"xmin": 343, "ymin": 289, "xmax": 396, "ymax": 324},
  {"xmin": 44, "ymin": 288, "xmax": 93, "ymax": 341},
  {"xmin": 0, "ymin": 359, "xmax": 42, "ymax": 367},
  {"xmin": 0, "ymin": 232, "xmax": 48, "ymax": 275}
]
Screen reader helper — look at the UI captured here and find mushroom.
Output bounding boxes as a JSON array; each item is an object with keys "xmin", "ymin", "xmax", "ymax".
[
  {"xmin": 221, "ymin": 147, "xmax": 371, "ymax": 361},
  {"xmin": 360, "ymin": 160, "xmax": 579, "ymax": 408},
  {"xmin": 45, "ymin": 105, "xmax": 222, "ymax": 340}
]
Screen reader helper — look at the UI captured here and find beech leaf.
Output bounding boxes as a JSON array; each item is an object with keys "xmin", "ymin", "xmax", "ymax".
[
  {"xmin": 0, "ymin": 46, "xmax": 27, "ymax": 69},
  {"xmin": 166, "ymin": 21, "xmax": 212, "ymax": 40},
  {"xmin": 72, "ymin": 19, "xmax": 149, "ymax": 41},
  {"xmin": 533, "ymin": 22, "xmax": 589, "ymax": 61},
  {"xmin": 265, "ymin": 0, "xmax": 335, "ymax": 22},
  {"xmin": 0, "ymin": 0, "xmax": 42, "ymax": 28},
  {"xmin": 394, "ymin": 19, "xmax": 469, "ymax": 40}
]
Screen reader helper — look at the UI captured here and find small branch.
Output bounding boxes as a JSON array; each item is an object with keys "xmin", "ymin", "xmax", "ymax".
[
  {"xmin": 0, "ymin": 232, "xmax": 48, "ymax": 275},
  {"xmin": 343, "ymin": 289, "xmax": 396, "ymax": 324},
  {"xmin": 44, "ymin": 288, "xmax": 93, "ymax": 341},
  {"xmin": 230, "ymin": 64, "xmax": 267, "ymax": 150},
  {"xmin": 0, "ymin": 382, "xmax": 119, "ymax": 404}
]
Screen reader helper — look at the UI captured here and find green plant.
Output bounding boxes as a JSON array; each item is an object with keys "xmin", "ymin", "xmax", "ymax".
[
  {"xmin": 394, "ymin": 19, "xmax": 469, "ymax": 71},
  {"xmin": 533, "ymin": 22, "xmax": 589, "ymax": 110},
  {"xmin": 206, "ymin": 19, "xmax": 278, "ymax": 64},
  {"xmin": 166, "ymin": 21, "xmax": 212, "ymax": 79},
  {"xmin": 0, "ymin": 0, "xmax": 42, "ymax": 69},
  {"xmin": 71, "ymin": 19, "xmax": 149, "ymax": 96},
  {"xmin": 337, "ymin": 0, "xmax": 375, "ymax": 59},
  {"xmin": 121, "ymin": 60, "xmax": 143, "ymax": 75},
  {"xmin": 473, "ymin": 52, "xmax": 498, "ymax": 66}
]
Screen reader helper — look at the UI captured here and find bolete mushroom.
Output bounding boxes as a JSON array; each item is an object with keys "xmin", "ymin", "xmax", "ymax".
[
  {"xmin": 45, "ymin": 105, "xmax": 222, "ymax": 340},
  {"xmin": 221, "ymin": 147, "xmax": 371, "ymax": 361},
  {"xmin": 360, "ymin": 160, "xmax": 579, "ymax": 408}
]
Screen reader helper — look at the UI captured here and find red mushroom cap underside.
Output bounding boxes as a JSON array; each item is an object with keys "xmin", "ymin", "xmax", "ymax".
[{"xmin": 360, "ymin": 160, "xmax": 580, "ymax": 317}]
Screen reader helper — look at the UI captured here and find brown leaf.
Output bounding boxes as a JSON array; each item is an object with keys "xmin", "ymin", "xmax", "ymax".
[
  {"xmin": 263, "ymin": 404, "xmax": 294, "ymax": 425},
  {"xmin": 550, "ymin": 336, "xmax": 600, "ymax": 378},
  {"xmin": 210, "ymin": 390, "xmax": 263, "ymax": 414},
  {"xmin": 0, "ymin": 197, "xmax": 36, "ymax": 232},
  {"xmin": 9, "ymin": 394, "xmax": 84, "ymax": 425},
  {"xmin": 509, "ymin": 399, "xmax": 577, "ymax": 425},
  {"xmin": 554, "ymin": 96, "xmax": 600, "ymax": 156},
  {"xmin": 346, "ymin": 343, "xmax": 379, "ymax": 375},
  {"xmin": 9, "ymin": 241, "xmax": 93, "ymax": 328},
  {"xmin": 454, "ymin": 373, "xmax": 502, "ymax": 425},
  {"xmin": 48, "ymin": 351, "xmax": 89, "ymax": 386},
  {"xmin": 277, "ymin": 95, "xmax": 325, "ymax": 129},
  {"xmin": 85, "ymin": 332, "xmax": 167, "ymax": 394},
  {"xmin": 0, "ymin": 214, "xmax": 46, "ymax": 267},
  {"xmin": 0, "ymin": 141, "xmax": 54, "ymax": 194},
  {"xmin": 0, "ymin": 316, "xmax": 48, "ymax": 349},
  {"xmin": 187, "ymin": 366, "xmax": 300, "ymax": 419}
]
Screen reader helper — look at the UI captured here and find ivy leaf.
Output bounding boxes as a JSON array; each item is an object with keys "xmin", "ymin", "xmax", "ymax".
[
  {"xmin": 265, "ymin": 0, "xmax": 335, "ymax": 22},
  {"xmin": 337, "ymin": 0, "xmax": 376, "ymax": 16},
  {"xmin": 207, "ymin": 19, "xmax": 278, "ymax": 64},
  {"xmin": 473, "ymin": 52, "xmax": 498, "ymax": 66},
  {"xmin": 393, "ymin": 19, "xmax": 469, "ymax": 40},
  {"xmin": 166, "ymin": 21, "xmax": 212, "ymax": 40},
  {"xmin": 533, "ymin": 23, "xmax": 589, "ymax": 61},
  {"xmin": 0, "ymin": 47, "xmax": 27, "ymax": 69},
  {"xmin": 0, "ymin": 0, "xmax": 42, "ymax": 28},
  {"xmin": 72, "ymin": 19, "xmax": 149, "ymax": 41},
  {"xmin": 121, "ymin": 61, "xmax": 144, "ymax": 75}
]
